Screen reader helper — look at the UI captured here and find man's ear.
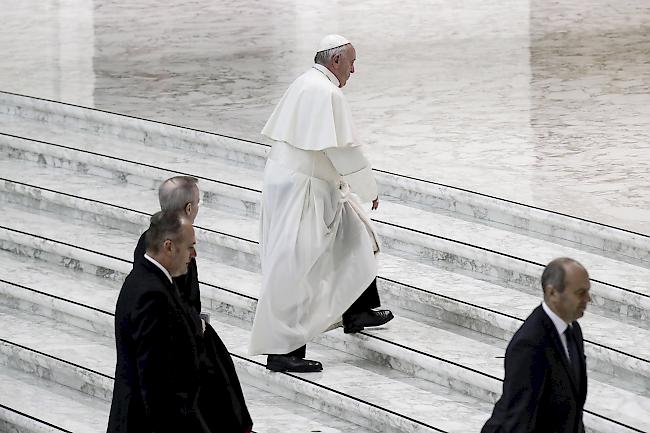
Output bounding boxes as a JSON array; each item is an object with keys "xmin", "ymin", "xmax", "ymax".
[
  {"xmin": 333, "ymin": 54, "xmax": 340, "ymax": 64},
  {"xmin": 163, "ymin": 239, "xmax": 174, "ymax": 253}
]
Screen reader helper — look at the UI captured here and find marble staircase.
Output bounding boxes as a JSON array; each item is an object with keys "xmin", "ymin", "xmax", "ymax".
[{"xmin": 0, "ymin": 91, "xmax": 648, "ymax": 432}]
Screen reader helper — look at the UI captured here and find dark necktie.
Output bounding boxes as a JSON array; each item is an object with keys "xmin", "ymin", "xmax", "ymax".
[
  {"xmin": 564, "ymin": 325, "xmax": 581, "ymax": 381},
  {"xmin": 171, "ymin": 280, "xmax": 181, "ymax": 297}
]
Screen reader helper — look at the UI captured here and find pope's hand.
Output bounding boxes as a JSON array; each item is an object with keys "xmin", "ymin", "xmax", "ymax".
[{"xmin": 371, "ymin": 197, "xmax": 379, "ymax": 210}]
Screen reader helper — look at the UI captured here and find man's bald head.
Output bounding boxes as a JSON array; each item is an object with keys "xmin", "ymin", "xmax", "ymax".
[
  {"xmin": 158, "ymin": 176, "xmax": 200, "ymax": 222},
  {"xmin": 542, "ymin": 257, "xmax": 591, "ymax": 322}
]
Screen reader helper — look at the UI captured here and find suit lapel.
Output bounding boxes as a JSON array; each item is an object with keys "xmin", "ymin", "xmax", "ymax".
[
  {"xmin": 142, "ymin": 260, "xmax": 201, "ymax": 336},
  {"xmin": 538, "ymin": 306, "xmax": 580, "ymax": 396},
  {"xmin": 572, "ymin": 321, "xmax": 588, "ymax": 402}
]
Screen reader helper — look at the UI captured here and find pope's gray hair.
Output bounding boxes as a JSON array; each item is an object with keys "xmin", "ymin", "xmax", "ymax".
[{"xmin": 314, "ymin": 44, "xmax": 349, "ymax": 66}]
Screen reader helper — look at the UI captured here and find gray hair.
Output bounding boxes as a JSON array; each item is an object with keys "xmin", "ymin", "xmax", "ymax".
[
  {"xmin": 158, "ymin": 176, "xmax": 199, "ymax": 212},
  {"xmin": 314, "ymin": 44, "xmax": 349, "ymax": 66},
  {"xmin": 541, "ymin": 257, "xmax": 583, "ymax": 294},
  {"xmin": 145, "ymin": 210, "xmax": 185, "ymax": 255}
]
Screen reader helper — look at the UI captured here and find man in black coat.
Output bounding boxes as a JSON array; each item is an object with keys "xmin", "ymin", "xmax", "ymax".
[
  {"xmin": 108, "ymin": 211, "xmax": 205, "ymax": 432},
  {"xmin": 481, "ymin": 257, "xmax": 591, "ymax": 433},
  {"xmin": 112, "ymin": 176, "xmax": 252, "ymax": 433}
]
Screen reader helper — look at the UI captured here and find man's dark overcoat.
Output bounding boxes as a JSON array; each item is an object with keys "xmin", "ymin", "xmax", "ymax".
[
  {"xmin": 481, "ymin": 304, "xmax": 587, "ymax": 433},
  {"xmin": 119, "ymin": 231, "xmax": 253, "ymax": 432},
  {"xmin": 107, "ymin": 257, "xmax": 205, "ymax": 433}
]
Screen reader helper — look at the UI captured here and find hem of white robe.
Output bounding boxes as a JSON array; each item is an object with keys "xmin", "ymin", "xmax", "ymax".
[{"xmin": 247, "ymin": 269, "xmax": 377, "ymax": 356}]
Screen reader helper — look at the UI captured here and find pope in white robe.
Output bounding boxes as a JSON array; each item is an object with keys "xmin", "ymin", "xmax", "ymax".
[{"xmin": 248, "ymin": 35, "xmax": 393, "ymax": 372}]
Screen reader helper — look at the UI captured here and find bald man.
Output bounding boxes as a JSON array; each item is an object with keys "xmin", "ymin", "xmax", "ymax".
[
  {"xmin": 133, "ymin": 176, "xmax": 202, "ymax": 312},
  {"xmin": 130, "ymin": 176, "xmax": 253, "ymax": 433},
  {"xmin": 482, "ymin": 258, "xmax": 591, "ymax": 433}
]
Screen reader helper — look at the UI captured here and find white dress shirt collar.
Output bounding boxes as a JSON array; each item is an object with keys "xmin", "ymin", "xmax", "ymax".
[
  {"xmin": 144, "ymin": 253, "xmax": 173, "ymax": 284},
  {"xmin": 312, "ymin": 63, "xmax": 340, "ymax": 87},
  {"xmin": 542, "ymin": 301, "xmax": 571, "ymax": 360},
  {"xmin": 542, "ymin": 301, "xmax": 570, "ymax": 332}
]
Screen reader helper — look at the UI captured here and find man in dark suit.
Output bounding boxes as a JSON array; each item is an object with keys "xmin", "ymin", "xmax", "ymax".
[
  {"xmin": 130, "ymin": 176, "xmax": 252, "ymax": 432},
  {"xmin": 482, "ymin": 257, "xmax": 591, "ymax": 433},
  {"xmin": 108, "ymin": 211, "xmax": 206, "ymax": 432}
]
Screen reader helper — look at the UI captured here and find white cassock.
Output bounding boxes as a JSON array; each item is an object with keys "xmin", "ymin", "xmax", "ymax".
[{"xmin": 248, "ymin": 63, "xmax": 380, "ymax": 355}]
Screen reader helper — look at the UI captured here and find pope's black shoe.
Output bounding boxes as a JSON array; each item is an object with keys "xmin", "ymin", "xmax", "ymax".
[
  {"xmin": 343, "ymin": 309, "xmax": 394, "ymax": 333},
  {"xmin": 266, "ymin": 354, "xmax": 323, "ymax": 373}
]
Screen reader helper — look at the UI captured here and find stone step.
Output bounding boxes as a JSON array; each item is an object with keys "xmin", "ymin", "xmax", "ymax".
[
  {"xmin": 376, "ymin": 198, "xmax": 650, "ymax": 300},
  {"xmin": 0, "ymin": 362, "xmax": 108, "ymax": 433},
  {"xmin": 2, "ymin": 91, "xmax": 649, "ymax": 267},
  {"xmin": 0, "ymin": 92, "xmax": 268, "ymax": 169},
  {"xmin": 0, "ymin": 93, "xmax": 644, "ymax": 428},
  {"xmin": 378, "ymin": 255, "xmax": 650, "ymax": 394},
  {"xmin": 1, "ymin": 238, "xmax": 647, "ymax": 433},
  {"xmin": 0, "ymin": 171, "xmax": 648, "ymax": 392},
  {"xmin": 0, "ymin": 132, "xmax": 260, "ymax": 219},
  {"xmin": 0, "ymin": 404, "xmax": 69, "ymax": 433},
  {"xmin": 0, "ymin": 285, "xmax": 492, "ymax": 433},
  {"xmin": 1, "ymin": 257, "xmax": 642, "ymax": 433},
  {"xmin": 0, "ymin": 212, "xmax": 646, "ymax": 431},
  {"xmin": 1, "ymin": 133, "xmax": 649, "ymax": 324},
  {"xmin": 0, "ymin": 312, "xmax": 378, "ymax": 433},
  {"xmin": 373, "ymin": 169, "xmax": 650, "ymax": 268}
]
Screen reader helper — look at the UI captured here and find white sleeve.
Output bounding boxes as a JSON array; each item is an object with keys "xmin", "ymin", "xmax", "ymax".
[{"xmin": 324, "ymin": 146, "xmax": 378, "ymax": 203}]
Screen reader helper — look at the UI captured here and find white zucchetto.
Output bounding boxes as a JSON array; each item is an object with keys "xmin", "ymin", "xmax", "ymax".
[{"xmin": 317, "ymin": 34, "xmax": 350, "ymax": 52}]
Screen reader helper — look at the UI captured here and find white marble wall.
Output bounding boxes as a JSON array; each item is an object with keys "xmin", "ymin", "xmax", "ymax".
[{"xmin": 0, "ymin": 0, "xmax": 649, "ymax": 234}]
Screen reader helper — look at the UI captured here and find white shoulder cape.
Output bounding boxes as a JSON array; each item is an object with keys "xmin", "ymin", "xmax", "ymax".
[{"xmin": 261, "ymin": 66, "xmax": 358, "ymax": 151}]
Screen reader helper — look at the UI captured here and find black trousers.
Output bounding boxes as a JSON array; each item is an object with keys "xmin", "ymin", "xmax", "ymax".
[
  {"xmin": 344, "ymin": 277, "xmax": 381, "ymax": 315},
  {"xmin": 283, "ymin": 278, "xmax": 380, "ymax": 358}
]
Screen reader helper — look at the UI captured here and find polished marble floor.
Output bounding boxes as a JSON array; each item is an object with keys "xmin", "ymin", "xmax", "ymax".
[{"xmin": 1, "ymin": 0, "xmax": 649, "ymax": 234}]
